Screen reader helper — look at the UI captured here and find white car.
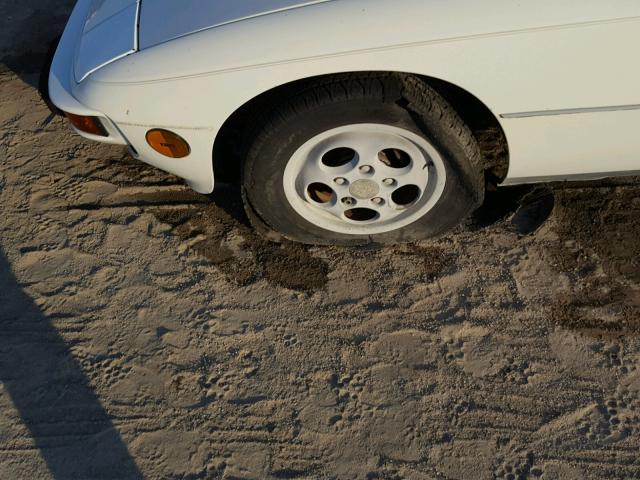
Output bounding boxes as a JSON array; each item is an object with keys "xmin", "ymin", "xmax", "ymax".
[{"xmin": 48, "ymin": 0, "xmax": 640, "ymax": 245}]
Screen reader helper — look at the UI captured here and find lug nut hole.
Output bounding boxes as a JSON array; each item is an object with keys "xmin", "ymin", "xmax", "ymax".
[
  {"xmin": 383, "ymin": 178, "xmax": 396, "ymax": 187},
  {"xmin": 334, "ymin": 177, "xmax": 348, "ymax": 186}
]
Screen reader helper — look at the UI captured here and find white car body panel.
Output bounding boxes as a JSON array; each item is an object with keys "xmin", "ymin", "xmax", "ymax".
[
  {"xmin": 74, "ymin": 0, "xmax": 140, "ymax": 83},
  {"xmin": 50, "ymin": 0, "xmax": 640, "ymax": 193},
  {"xmin": 139, "ymin": 0, "xmax": 334, "ymax": 49}
]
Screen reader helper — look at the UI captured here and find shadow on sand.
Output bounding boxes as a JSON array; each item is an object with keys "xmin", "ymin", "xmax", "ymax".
[{"xmin": 0, "ymin": 247, "xmax": 141, "ymax": 479}]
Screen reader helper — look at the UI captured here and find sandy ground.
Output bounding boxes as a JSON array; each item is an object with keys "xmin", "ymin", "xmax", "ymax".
[{"xmin": 2, "ymin": 2, "xmax": 640, "ymax": 479}]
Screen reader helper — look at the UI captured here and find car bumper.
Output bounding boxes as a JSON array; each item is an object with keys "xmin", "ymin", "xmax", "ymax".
[
  {"xmin": 44, "ymin": 0, "xmax": 216, "ymax": 194},
  {"xmin": 47, "ymin": 0, "xmax": 128, "ymax": 146}
]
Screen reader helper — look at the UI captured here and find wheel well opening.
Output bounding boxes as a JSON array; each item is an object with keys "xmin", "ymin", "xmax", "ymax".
[
  {"xmin": 212, "ymin": 72, "xmax": 509, "ymax": 186},
  {"xmin": 420, "ymin": 76, "xmax": 510, "ymax": 186}
]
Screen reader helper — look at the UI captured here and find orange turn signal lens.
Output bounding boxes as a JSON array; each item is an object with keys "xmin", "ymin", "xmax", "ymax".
[
  {"xmin": 64, "ymin": 112, "xmax": 108, "ymax": 137},
  {"xmin": 146, "ymin": 129, "xmax": 191, "ymax": 158}
]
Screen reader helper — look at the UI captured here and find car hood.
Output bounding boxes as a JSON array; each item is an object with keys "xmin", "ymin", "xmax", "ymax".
[
  {"xmin": 138, "ymin": 0, "xmax": 334, "ymax": 49},
  {"xmin": 74, "ymin": 0, "xmax": 140, "ymax": 82}
]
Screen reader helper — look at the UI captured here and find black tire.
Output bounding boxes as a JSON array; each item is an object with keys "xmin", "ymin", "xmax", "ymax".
[{"xmin": 242, "ymin": 73, "xmax": 484, "ymax": 246}]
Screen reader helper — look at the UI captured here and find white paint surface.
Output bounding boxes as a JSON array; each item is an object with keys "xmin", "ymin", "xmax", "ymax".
[
  {"xmin": 139, "ymin": 0, "xmax": 334, "ymax": 49},
  {"xmin": 74, "ymin": 0, "xmax": 139, "ymax": 82},
  {"xmin": 50, "ymin": 0, "xmax": 640, "ymax": 194}
]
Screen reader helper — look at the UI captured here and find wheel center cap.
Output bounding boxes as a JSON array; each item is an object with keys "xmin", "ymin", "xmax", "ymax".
[{"xmin": 349, "ymin": 180, "xmax": 380, "ymax": 200}]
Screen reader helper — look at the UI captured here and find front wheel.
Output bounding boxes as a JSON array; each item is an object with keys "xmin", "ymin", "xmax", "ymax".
[{"xmin": 242, "ymin": 73, "xmax": 485, "ymax": 246}]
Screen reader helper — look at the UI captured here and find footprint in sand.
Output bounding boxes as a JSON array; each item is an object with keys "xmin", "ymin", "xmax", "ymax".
[
  {"xmin": 498, "ymin": 358, "xmax": 534, "ymax": 385},
  {"xmin": 444, "ymin": 338, "xmax": 465, "ymax": 363},
  {"xmin": 576, "ymin": 388, "xmax": 640, "ymax": 444},
  {"xmin": 283, "ymin": 333, "xmax": 298, "ymax": 348},
  {"xmin": 494, "ymin": 452, "xmax": 543, "ymax": 480},
  {"xmin": 594, "ymin": 340, "xmax": 637, "ymax": 374}
]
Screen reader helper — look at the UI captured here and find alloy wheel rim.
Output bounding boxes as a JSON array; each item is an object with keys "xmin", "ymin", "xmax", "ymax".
[{"xmin": 283, "ymin": 124, "xmax": 447, "ymax": 235}]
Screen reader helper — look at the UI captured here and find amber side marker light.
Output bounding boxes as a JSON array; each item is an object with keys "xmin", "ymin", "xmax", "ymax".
[
  {"xmin": 146, "ymin": 129, "xmax": 191, "ymax": 158},
  {"xmin": 64, "ymin": 112, "xmax": 108, "ymax": 137}
]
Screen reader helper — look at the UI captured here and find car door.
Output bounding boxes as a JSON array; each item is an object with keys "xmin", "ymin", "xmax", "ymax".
[{"xmin": 485, "ymin": 3, "xmax": 640, "ymax": 183}]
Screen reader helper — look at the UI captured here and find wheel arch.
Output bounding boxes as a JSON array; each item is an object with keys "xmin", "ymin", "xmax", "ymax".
[{"xmin": 212, "ymin": 71, "xmax": 509, "ymax": 186}]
